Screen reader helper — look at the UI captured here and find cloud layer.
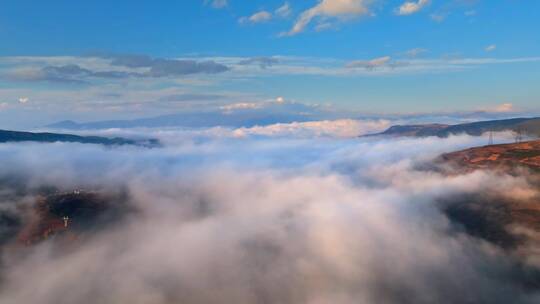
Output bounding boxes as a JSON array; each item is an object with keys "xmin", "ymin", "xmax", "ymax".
[{"xmin": 0, "ymin": 129, "xmax": 539, "ymax": 304}]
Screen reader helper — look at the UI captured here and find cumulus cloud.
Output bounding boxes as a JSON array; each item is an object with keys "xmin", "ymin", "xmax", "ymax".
[
  {"xmin": 396, "ymin": 0, "xmax": 431, "ymax": 15},
  {"xmin": 239, "ymin": 3, "xmax": 292, "ymax": 25},
  {"xmin": 481, "ymin": 103, "xmax": 515, "ymax": 113},
  {"xmin": 231, "ymin": 119, "xmax": 391, "ymax": 138},
  {"xmin": 220, "ymin": 102, "xmax": 261, "ymax": 112},
  {"xmin": 493, "ymin": 103, "xmax": 514, "ymax": 112},
  {"xmin": 0, "ymin": 131, "xmax": 538, "ymax": 304},
  {"xmin": 283, "ymin": 0, "xmax": 373, "ymax": 36},
  {"xmin": 218, "ymin": 98, "xmax": 306, "ymax": 115}
]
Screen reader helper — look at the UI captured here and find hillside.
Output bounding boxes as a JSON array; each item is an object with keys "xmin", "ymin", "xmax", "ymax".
[
  {"xmin": 368, "ymin": 117, "xmax": 540, "ymax": 138},
  {"xmin": 440, "ymin": 140, "xmax": 540, "ymax": 171},
  {"xmin": 0, "ymin": 129, "xmax": 159, "ymax": 147},
  {"xmin": 436, "ymin": 140, "xmax": 540, "ymax": 251},
  {"xmin": 0, "ymin": 189, "xmax": 130, "ymax": 248}
]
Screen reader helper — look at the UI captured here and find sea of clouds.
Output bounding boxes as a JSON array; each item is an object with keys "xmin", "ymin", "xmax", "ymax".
[{"xmin": 0, "ymin": 121, "xmax": 538, "ymax": 304}]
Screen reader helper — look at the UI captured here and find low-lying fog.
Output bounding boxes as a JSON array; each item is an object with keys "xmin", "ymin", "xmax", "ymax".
[{"xmin": 0, "ymin": 123, "xmax": 538, "ymax": 304}]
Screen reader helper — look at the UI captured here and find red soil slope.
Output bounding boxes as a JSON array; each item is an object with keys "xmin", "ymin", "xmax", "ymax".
[{"xmin": 440, "ymin": 140, "xmax": 540, "ymax": 171}]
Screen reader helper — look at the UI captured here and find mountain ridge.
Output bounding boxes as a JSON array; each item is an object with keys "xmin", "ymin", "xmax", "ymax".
[
  {"xmin": 0, "ymin": 129, "xmax": 159, "ymax": 147},
  {"xmin": 366, "ymin": 117, "xmax": 540, "ymax": 138}
]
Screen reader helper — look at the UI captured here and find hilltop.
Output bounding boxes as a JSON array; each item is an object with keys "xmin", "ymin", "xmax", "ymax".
[
  {"xmin": 367, "ymin": 117, "xmax": 540, "ymax": 138},
  {"xmin": 440, "ymin": 140, "xmax": 540, "ymax": 172},
  {"xmin": 0, "ymin": 129, "xmax": 159, "ymax": 147}
]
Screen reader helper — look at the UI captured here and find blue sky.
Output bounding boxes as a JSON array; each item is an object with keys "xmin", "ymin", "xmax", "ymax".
[{"xmin": 0, "ymin": 0, "xmax": 539, "ymax": 128}]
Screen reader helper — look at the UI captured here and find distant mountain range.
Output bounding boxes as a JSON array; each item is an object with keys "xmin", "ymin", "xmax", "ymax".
[
  {"xmin": 46, "ymin": 105, "xmax": 326, "ymax": 130},
  {"xmin": 0, "ymin": 129, "xmax": 159, "ymax": 146},
  {"xmin": 367, "ymin": 117, "xmax": 540, "ymax": 138}
]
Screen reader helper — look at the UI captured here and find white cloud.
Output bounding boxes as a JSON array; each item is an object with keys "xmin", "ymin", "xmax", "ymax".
[
  {"xmin": 472, "ymin": 102, "xmax": 516, "ymax": 114},
  {"xmin": 494, "ymin": 103, "xmax": 513, "ymax": 112},
  {"xmin": 220, "ymin": 102, "xmax": 261, "ymax": 113},
  {"xmin": 239, "ymin": 3, "xmax": 291, "ymax": 25},
  {"xmin": 275, "ymin": 2, "xmax": 292, "ymax": 18},
  {"xmin": 239, "ymin": 11, "xmax": 272, "ymax": 24},
  {"xmin": 0, "ymin": 131, "xmax": 537, "ymax": 304},
  {"xmin": 232, "ymin": 119, "xmax": 391, "ymax": 138},
  {"xmin": 485, "ymin": 44, "xmax": 497, "ymax": 52},
  {"xmin": 18, "ymin": 97, "xmax": 29, "ymax": 104},
  {"xmin": 396, "ymin": 0, "xmax": 430, "ymax": 15},
  {"xmin": 484, "ymin": 103, "xmax": 514, "ymax": 113},
  {"xmin": 405, "ymin": 48, "xmax": 428, "ymax": 58},
  {"xmin": 206, "ymin": 0, "xmax": 227, "ymax": 9},
  {"xmin": 315, "ymin": 22, "xmax": 335, "ymax": 32},
  {"xmin": 346, "ymin": 56, "xmax": 393, "ymax": 70},
  {"xmin": 430, "ymin": 13, "xmax": 446, "ymax": 22},
  {"xmin": 257, "ymin": 55, "xmax": 540, "ymax": 76},
  {"xmin": 283, "ymin": 0, "xmax": 373, "ymax": 36}
]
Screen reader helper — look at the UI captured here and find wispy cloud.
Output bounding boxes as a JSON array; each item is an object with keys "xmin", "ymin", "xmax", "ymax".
[
  {"xmin": 205, "ymin": 0, "xmax": 227, "ymax": 9},
  {"xmin": 429, "ymin": 0, "xmax": 480, "ymax": 23},
  {"xmin": 396, "ymin": 0, "xmax": 431, "ymax": 16},
  {"xmin": 5, "ymin": 55, "xmax": 231, "ymax": 83},
  {"xmin": 275, "ymin": 2, "xmax": 292, "ymax": 18},
  {"xmin": 430, "ymin": 13, "xmax": 446, "ymax": 22},
  {"xmin": 405, "ymin": 48, "xmax": 428, "ymax": 58},
  {"xmin": 237, "ymin": 56, "xmax": 280, "ymax": 69},
  {"xmin": 3, "ymin": 54, "xmax": 540, "ymax": 83},
  {"xmin": 239, "ymin": 11, "xmax": 272, "ymax": 24},
  {"xmin": 239, "ymin": 3, "xmax": 292, "ymax": 25},
  {"xmin": 346, "ymin": 56, "xmax": 395, "ymax": 70},
  {"xmin": 282, "ymin": 0, "xmax": 373, "ymax": 36},
  {"xmin": 485, "ymin": 44, "xmax": 497, "ymax": 52}
]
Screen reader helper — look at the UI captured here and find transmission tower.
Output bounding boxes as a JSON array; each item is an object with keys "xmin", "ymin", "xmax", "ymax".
[{"xmin": 515, "ymin": 128, "xmax": 523, "ymax": 143}]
